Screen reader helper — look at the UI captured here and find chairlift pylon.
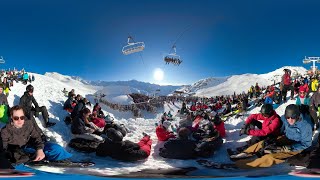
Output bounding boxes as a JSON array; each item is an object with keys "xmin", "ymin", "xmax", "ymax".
[
  {"xmin": 122, "ymin": 36, "xmax": 145, "ymax": 55},
  {"xmin": 164, "ymin": 45, "xmax": 182, "ymax": 65}
]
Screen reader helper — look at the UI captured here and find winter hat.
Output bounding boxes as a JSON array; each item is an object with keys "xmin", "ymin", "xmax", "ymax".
[{"xmin": 162, "ymin": 120, "xmax": 171, "ymax": 130}]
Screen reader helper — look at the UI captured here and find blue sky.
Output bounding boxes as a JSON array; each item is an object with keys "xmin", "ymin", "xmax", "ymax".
[{"xmin": 0, "ymin": 0, "xmax": 319, "ymax": 85}]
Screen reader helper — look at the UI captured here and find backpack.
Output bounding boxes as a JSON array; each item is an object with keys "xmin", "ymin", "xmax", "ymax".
[{"xmin": 0, "ymin": 105, "xmax": 9, "ymax": 123}]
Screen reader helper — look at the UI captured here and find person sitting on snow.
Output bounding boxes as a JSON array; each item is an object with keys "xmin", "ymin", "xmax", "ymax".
[
  {"xmin": 231, "ymin": 104, "xmax": 312, "ymax": 169},
  {"xmin": 192, "ymin": 122, "xmax": 223, "ymax": 158},
  {"xmin": 70, "ymin": 97, "xmax": 89, "ymax": 120},
  {"xmin": 159, "ymin": 127, "xmax": 197, "ymax": 160},
  {"xmin": 180, "ymin": 101, "xmax": 189, "ymax": 115},
  {"xmin": 92, "ymin": 103, "xmax": 105, "ymax": 118},
  {"xmin": 231, "ymin": 104, "xmax": 281, "ymax": 154},
  {"xmin": 62, "ymin": 88, "xmax": 68, "ymax": 97},
  {"xmin": 96, "ymin": 128, "xmax": 152, "ymax": 161},
  {"xmin": 71, "ymin": 108, "xmax": 103, "ymax": 142},
  {"xmin": 63, "ymin": 93, "xmax": 76, "ymax": 113},
  {"xmin": 211, "ymin": 114, "xmax": 226, "ymax": 138},
  {"xmin": 1, "ymin": 105, "xmax": 72, "ymax": 165},
  {"xmin": 178, "ymin": 112, "xmax": 194, "ymax": 130},
  {"xmin": 296, "ymin": 86, "xmax": 311, "ymax": 116},
  {"xmin": 156, "ymin": 120, "xmax": 176, "ymax": 141},
  {"xmin": 19, "ymin": 85, "xmax": 56, "ymax": 128}
]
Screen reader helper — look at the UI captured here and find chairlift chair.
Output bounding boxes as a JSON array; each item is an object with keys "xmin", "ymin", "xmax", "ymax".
[
  {"xmin": 122, "ymin": 36, "xmax": 145, "ymax": 55},
  {"xmin": 164, "ymin": 45, "xmax": 182, "ymax": 65}
]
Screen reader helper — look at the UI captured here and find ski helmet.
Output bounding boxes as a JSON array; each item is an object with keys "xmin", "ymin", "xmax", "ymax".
[
  {"xmin": 260, "ymin": 104, "xmax": 273, "ymax": 116},
  {"xmin": 285, "ymin": 104, "xmax": 300, "ymax": 119},
  {"xmin": 106, "ymin": 128, "xmax": 123, "ymax": 142},
  {"xmin": 26, "ymin": 84, "xmax": 34, "ymax": 93}
]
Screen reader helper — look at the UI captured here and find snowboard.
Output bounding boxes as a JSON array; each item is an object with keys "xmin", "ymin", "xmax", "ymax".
[
  {"xmin": 26, "ymin": 160, "xmax": 95, "ymax": 168},
  {"xmin": 289, "ymin": 169, "xmax": 320, "ymax": 178},
  {"xmin": 197, "ymin": 159, "xmax": 238, "ymax": 170},
  {"xmin": 0, "ymin": 169, "xmax": 34, "ymax": 178}
]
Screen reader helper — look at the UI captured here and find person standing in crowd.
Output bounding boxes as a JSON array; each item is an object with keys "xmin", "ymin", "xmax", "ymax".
[{"xmin": 281, "ymin": 69, "xmax": 294, "ymax": 102}]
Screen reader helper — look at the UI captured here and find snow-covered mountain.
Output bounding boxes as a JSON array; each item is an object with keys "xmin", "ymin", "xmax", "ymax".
[
  {"xmin": 183, "ymin": 66, "xmax": 307, "ymax": 97},
  {"xmin": 178, "ymin": 77, "xmax": 229, "ymax": 94},
  {"xmin": 87, "ymin": 79, "xmax": 181, "ymax": 96}
]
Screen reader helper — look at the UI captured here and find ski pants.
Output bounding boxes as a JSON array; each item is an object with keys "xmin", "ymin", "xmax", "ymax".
[
  {"xmin": 235, "ymin": 136, "xmax": 300, "ymax": 169},
  {"xmin": 31, "ymin": 106, "xmax": 49, "ymax": 124},
  {"xmin": 24, "ymin": 142, "xmax": 72, "ymax": 161},
  {"xmin": 282, "ymin": 84, "xmax": 294, "ymax": 101}
]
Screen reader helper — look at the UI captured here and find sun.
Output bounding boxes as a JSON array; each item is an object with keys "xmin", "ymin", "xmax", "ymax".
[{"xmin": 153, "ymin": 68, "xmax": 164, "ymax": 81}]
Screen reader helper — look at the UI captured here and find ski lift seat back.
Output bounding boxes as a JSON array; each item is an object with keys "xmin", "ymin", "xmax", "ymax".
[{"xmin": 122, "ymin": 36, "xmax": 145, "ymax": 55}]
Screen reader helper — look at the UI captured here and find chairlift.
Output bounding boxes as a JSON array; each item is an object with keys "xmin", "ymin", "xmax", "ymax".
[
  {"xmin": 164, "ymin": 45, "xmax": 182, "ymax": 65},
  {"xmin": 0, "ymin": 56, "xmax": 5, "ymax": 64},
  {"xmin": 122, "ymin": 36, "xmax": 145, "ymax": 55}
]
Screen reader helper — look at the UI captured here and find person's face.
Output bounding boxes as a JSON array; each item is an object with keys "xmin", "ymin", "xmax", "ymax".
[
  {"xmin": 0, "ymin": 88, "xmax": 3, "ymax": 94},
  {"xmin": 11, "ymin": 109, "xmax": 25, "ymax": 128},
  {"xmin": 84, "ymin": 112, "xmax": 91, "ymax": 119},
  {"xmin": 299, "ymin": 91, "xmax": 306, "ymax": 98},
  {"xmin": 286, "ymin": 116, "xmax": 297, "ymax": 126}
]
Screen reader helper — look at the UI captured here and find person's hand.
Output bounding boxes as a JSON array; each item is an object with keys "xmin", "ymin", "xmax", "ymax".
[{"xmin": 33, "ymin": 149, "xmax": 45, "ymax": 161}]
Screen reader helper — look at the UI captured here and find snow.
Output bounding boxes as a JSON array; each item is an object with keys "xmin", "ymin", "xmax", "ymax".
[{"xmin": 2, "ymin": 66, "xmax": 315, "ymax": 177}]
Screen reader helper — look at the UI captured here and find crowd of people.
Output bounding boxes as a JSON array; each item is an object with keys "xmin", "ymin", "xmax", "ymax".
[{"xmin": 1, "ymin": 67, "xmax": 320, "ymax": 172}]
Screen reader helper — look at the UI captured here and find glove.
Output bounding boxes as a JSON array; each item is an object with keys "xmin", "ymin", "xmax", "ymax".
[
  {"xmin": 264, "ymin": 144, "xmax": 291, "ymax": 154},
  {"xmin": 239, "ymin": 124, "xmax": 249, "ymax": 136}
]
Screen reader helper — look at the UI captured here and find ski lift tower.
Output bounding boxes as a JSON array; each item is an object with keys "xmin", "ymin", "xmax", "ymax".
[{"xmin": 303, "ymin": 56, "xmax": 320, "ymax": 75}]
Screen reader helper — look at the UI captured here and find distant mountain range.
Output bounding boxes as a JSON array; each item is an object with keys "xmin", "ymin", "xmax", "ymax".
[{"xmin": 45, "ymin": 66, "xmax": 308, "ymax": 98}]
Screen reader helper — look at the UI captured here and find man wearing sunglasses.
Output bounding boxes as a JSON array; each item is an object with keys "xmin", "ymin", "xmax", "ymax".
[
  {"xmin": 232, "ymin": 104, "xmax": 312, "ymax": 169},
  {"xmin": 1, "ymin": 105, "xmax": 72, "ymax": 165},
  {"xmin": 19, "ymin": 85, "xmax": 56, "ymax": 128}
]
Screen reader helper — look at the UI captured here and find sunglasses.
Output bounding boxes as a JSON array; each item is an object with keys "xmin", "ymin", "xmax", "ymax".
[
  {"xmin": 299, "ymin": 92, "xmax": 306, "ymax": 94},
  {"xmin": 285, "ymin": 115, "xmax": 298, "ymax": 120},
  {"xmin": 12, "ymin": 116, "xmax": 25, "ymax": 121}
]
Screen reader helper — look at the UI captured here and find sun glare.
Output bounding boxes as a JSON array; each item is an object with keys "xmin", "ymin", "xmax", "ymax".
[{"xmin": 153, "ymin": 68, "xmax": 164, "ymax": 81}]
